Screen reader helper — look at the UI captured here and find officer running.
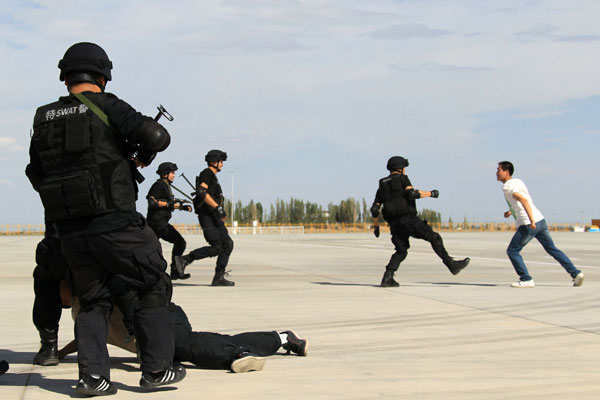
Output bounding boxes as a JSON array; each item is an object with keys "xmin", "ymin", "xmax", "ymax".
[
  {"xmin": 371, "ymin": 156, "xmax": 470, "ymax": 287},
  {"xmin": 26, "ymin": 42, "xmax": 185, "ymax": 396},
  {"xmin": 174, "ymin": 150, "xmax": 234, "ymax": 286},
  {"xmin": 146, "ymin": 162, "xmax": 192, "ymax": 280}
]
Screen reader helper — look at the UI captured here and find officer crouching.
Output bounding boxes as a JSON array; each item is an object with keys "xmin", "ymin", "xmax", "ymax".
[
  {"xmin": 371, "ymin": 156, "xmax": 470, "ymax": 287},
  {"xmin": 25, "ymin": 42, "xmax": 185, "ymax": 396}
]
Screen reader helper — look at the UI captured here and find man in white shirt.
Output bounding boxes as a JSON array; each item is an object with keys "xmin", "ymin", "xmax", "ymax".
[{"xmin": 496, "ymin": 161, "xmax": 584, "ymax": 288}]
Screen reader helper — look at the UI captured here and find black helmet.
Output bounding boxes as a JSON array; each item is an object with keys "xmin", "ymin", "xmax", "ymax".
[
  {"xmin": 205, "ymin": 150, "xmax": 227, "ymax": 163},
  {"xmin": 58, "ymin": 42, "xmax": 113, "ymax": 82},
  {"xmin": 387, "ymin": 156, "xmax": 409, "ymax": 171},
  {"xmin": 156, "ymin": 162, "xmax": 178, "ymax": 176}
]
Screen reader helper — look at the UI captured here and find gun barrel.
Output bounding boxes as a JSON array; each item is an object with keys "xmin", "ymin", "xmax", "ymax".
[
  {"xmin": 179, "ymin": 173, "xmax": 196, "ymax": 191},
  {"xmin": 170, "ymin": 183, "xmax": 194, "ymax": 201}
]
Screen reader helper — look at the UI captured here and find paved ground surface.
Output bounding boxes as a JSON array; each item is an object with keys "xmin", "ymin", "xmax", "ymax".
[{"xmin": 0, "ymin": 231, "xmax": 599, "ymax": 399}]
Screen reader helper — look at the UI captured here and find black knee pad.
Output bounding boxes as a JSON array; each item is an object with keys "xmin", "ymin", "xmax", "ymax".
[
  {"xmin": 223, "ymin": 238, "xmax": 234, "ymax": 255},
  {"xmin": 396, "ymin": 249, "xmax": 408, "ymax": 261},
  {"xmin": 212, "ymin": 242, "xmax": 224, "ymax": 256},
  {"xmin": 138, "ymin": 275, "xmax": 171, "ymax": 310},
  {"xmin": 425, "ymin": 231, "xmax": 442, "ymax": 245}
]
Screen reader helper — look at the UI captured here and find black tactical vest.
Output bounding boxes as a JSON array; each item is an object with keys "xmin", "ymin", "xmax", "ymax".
[
  {"xmin": 146, "ymin": 179, "xmax": 173, "ymax": 226},
  {"xmin": 31, "ymin": 94, "xmax": 136, "ymax": 222},
  {"xmin": 378, "ymin": 174, "xmax": 415, "ymax": 220},
  {"xmin": 195, "ymin": 169, "xmax": 223, "ymax": 215}
]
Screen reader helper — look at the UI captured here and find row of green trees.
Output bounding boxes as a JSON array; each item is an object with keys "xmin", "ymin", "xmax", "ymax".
[{"xmin": 222, "ymin": 197, "xmax": 442, "ymax": 225}]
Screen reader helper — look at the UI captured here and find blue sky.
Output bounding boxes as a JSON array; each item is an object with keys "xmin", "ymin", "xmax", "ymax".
[{"xmin": 1, "ymin": 0, "xmax": 599, "ymax": 224}]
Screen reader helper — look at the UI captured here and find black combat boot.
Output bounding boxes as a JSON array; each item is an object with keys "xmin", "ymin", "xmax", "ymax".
[
  {"xmin": 172, "ymin": 255, "xmax": 193, "ymax": 280},
  {"xmin": 380, "ymin": 270, "xmax": 400, "ymax": 287},
  {"xmin": 33, "ymin": 328, "xmax": 59, "ymax": 366},
  {"xmin": 445, "ymin": 257, "xmax": 470, "ymax": 275},
  {"xmin": 211, "ymin": 269, "xmax": 235, "ymax": 286},
  {"xmin": 170, "ymin": 262, "xmax": 190, "ymax": 280}
]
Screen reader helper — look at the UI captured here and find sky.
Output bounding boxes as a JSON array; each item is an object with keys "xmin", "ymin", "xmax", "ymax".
[{"xmin": 1, "ymin": 0, "xmax": 599, "ymax": 225}]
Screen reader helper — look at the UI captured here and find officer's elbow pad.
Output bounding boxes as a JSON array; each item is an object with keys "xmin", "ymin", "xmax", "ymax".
[
  {"xmin": 406, "ymin": 189, "xmax": 421, "ymax": 199},
  {"xmin": 195, "ymin": 188, "xmax": 207, "ymax": 202},
  {"xmin": 370, "ymin": 203, "xmax": 380, "ymax": 218},
  {"xmin": 140, "ymin": 120, "xmax": 170, "ymax": 152}
]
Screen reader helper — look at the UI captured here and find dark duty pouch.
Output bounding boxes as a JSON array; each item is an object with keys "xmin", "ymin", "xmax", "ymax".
[
  {"xmin": 39, "ymin": 170, "xmax": 99, "ymax": 221},
  {"xmin": 65, "ymin": 113, "xmax": 90, "ymax": 152}
]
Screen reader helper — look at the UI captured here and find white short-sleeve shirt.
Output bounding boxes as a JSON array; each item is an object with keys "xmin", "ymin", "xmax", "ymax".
[{"xmin": 502, "ymin": 178, "xmax": 544, "ymax": 227}]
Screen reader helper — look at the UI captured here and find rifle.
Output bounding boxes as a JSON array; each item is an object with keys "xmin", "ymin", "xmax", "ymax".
[
  {"xmin": 179, "ymin": 172, "xmax": 196, "ymax": 192},
  {"xmin": 170, "ymin": 183, "xmax": 194, "ymax": 202}
]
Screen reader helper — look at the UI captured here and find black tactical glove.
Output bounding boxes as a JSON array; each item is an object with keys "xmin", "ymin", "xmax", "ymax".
[
  {"xmin": 136, "ymin": 149, "xmax": 157, "ymax": 166},
  {"xmin": 370, "ymin": 203, "xmax": 381, "ymax": 218},
  {"xmin": 214, "ymin": 205, "xmax": 227, "ymax": 219},
  {"xmin": 166, "ymin": 198, "xmax": 175, "ymax": 210},
  {"xmin": 374, "ymin": 226, "xmax": 380, "ymax": 238},
  {"xmin": 430, "ymin": 189, "xmax": 439, "ymax": 198},
  {"xmin": 180, "ymin": 205, "xmax": 192, "ymax": 212}
]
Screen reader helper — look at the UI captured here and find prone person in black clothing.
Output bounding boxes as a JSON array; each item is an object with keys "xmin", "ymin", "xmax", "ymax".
[
  {"xmin": 146, "ymin": 162, "xmax": 193, "ymax": 280},
  {"xmin": 371, "ymin": 156, "xmax": 470, "ymax": 287},
  {"xmin": 175, "ymin": 150, "xmax": 235, "ymax": 286},
  {"xmin": 59, "ymin": 300, "xmax": 308, "ymax": 373},
  {"xmin": 25, "ymin": 42, "xmax": 185, "ymax": 396}
]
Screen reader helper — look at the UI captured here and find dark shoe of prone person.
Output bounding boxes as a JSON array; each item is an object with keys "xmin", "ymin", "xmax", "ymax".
[
  {"xmin": 139, "ymin": 364, "xmax": 186, "ymax": 389},
  {"xmin": 281, "ymin": 330, "xmax": 308, "ymax": 356},
  {"xmin": 230, "ymin": 352, "xmax": 266, "ymax": 373},
  {"xmin": 76, "ymin": 373, "xmax": 117, "ymax": 396}
]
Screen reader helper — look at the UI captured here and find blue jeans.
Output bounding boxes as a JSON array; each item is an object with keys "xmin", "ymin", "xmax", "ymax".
[{"xmin": 507, "ymin": 219, "xmax": 580, "ymax": 281}]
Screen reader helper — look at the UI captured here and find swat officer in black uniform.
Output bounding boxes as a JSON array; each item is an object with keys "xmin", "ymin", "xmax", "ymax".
[
  {"xmin": 31, "ymin": 223, "xmax": 70, "ymax": 367},
  {"xmin": 174, "ymin": 150, "xmax": 234, "ymax": 286},
  {"xmin": 146, "ymin": 162, "xmax": 192, "ymax": 280},
  {"xmin": 371, "ymin": 156, "xmax": 470, "ymax": 287},
  {"xmin": 25, "ymin": 42, "xmax": 185, "ymax": 396}
]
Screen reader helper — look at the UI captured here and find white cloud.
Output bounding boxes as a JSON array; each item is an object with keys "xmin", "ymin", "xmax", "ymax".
[{"xmin": 0, "ymin": 137, "xmax": 23, "ymax": 152}]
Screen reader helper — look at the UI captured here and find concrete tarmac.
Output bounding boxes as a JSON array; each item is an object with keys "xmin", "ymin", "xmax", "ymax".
[{"xmin": 1, "ymin": 231, "xmax": 599, "ymax": 399}]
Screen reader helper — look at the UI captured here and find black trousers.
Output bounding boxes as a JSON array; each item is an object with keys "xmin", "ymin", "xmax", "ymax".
[
  {"xmin": 175, "ymin": 330, "xmax": 281, "ymax": 369},
  {"xmin": 188, "ymin": 214, "xmax": 233, "ymax": 271},
  {"xmin": 386, "ymin": 215, "xmax": 451, "ymax": 271},
  {"xmin": 61, "ymin": 220, "xmax": 174, "ymax": 378},
  {"xmin": 32, "ymin": 266, "xmax": 62, "ymax": 331},
  {"xmin": 32, "ymin": 234, "xmax": 68, "ymax": 331},
  {"xmin": 149, "ymin": 223, "xmax": 186, "ymax": 267},
  {"xmin": 168, "ymin": 302, "xmax": 280, "ymax": 369}
]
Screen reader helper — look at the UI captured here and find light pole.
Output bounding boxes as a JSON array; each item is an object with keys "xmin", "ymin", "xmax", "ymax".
[{"xmin": 231, "ymin": 170, "xmax": 235, "ymax": 224}]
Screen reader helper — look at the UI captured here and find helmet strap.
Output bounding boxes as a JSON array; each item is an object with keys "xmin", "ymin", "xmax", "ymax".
[{"xmin": 66, "ymin": 72, "xmax": 105, "ymax": 92}]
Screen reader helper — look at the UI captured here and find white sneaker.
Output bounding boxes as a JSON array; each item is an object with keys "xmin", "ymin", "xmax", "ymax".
[
  {"xmin": 573, "ymin": 272, "xmax": 585, "ymax": 287},
  {"xmin": 511, "ymin": 280, "xmax": 535, "ymax": 288}
]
